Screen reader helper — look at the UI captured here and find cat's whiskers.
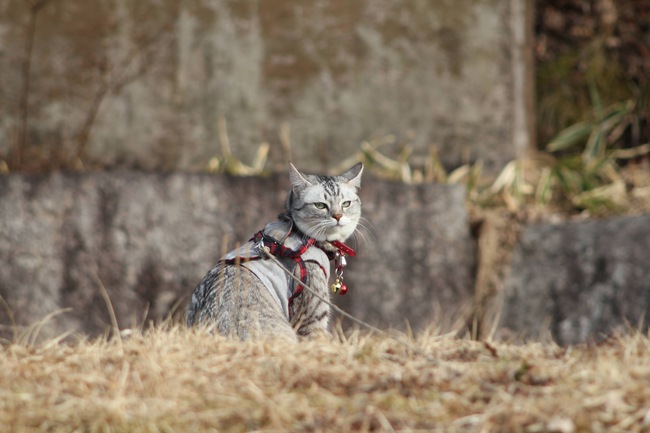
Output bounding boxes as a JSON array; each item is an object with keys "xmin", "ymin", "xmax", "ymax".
[
  {"xmin": 357, "ymin": 217, "xmax": 375, "ymax": 237},
  {"xmin": 305, "ymin": 220, "xmax": 331, "ymax": 242},
  {"xmin": 350, "ymin": 217, "xmax": 374, "ymax": 249}
]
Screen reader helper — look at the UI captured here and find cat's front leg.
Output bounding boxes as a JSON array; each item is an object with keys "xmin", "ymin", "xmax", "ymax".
[{"xmin": 290, "ymin": 262, "xmax": 331, "ymax": 339}]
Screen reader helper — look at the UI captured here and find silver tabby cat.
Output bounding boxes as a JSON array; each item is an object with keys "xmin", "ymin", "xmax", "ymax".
[{"xmin": 186, "ymin": 163, "xmax": 363, "ymax": 341}]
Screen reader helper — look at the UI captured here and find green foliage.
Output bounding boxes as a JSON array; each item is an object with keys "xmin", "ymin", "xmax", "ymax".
[
  {"xmin": 486, "ymin": 75, "xmax": 649, "ymax": 216},
  {"xmin": 530, "ymin": 34, "xmax": 650, "ymax": 215},
  {"xmin": 541, "ymin": 83, "xmax": 637, "ymax": 214},
  {"xmin": 546, "ymin": 82, "xmax": 638, "ymax": 213},
  {"xmin": 536, "ymin": 37, "xmax": 632, "ymax": 147},
  {"xmin": 347, "ymin": 81, "xmax": 648, "ymax": 217}
]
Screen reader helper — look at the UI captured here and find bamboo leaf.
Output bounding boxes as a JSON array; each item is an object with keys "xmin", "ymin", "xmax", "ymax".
[
  {"xmin": 490, "ymin": 160, "xmax": 518, "ymax": 193},
  {"xmin": 573, "ymin": 181, "xmax": 626, "ymax": 214},
  {"xmin": 598, "ymin": 102, "xmax": 632, "ymax": 135},
  {"xmin": 612, "ymin": 143, "xmax": 650, "ymax": 160},
  {"xmin": 588, "ymin": 77, "xmax": 603, "ymax": 116},
  {"xmin": 448, "ymin": 164, "xmax": 472, "ymax": 184},
  {"xmin": 535, "ymin": 166, "xmax": 554, "ymax": 205},
  {"xmin": 583, "ymin": 130, "xmax": 605, "ymax": 162},
  {"xmin": 546, "ymin": 121, "xmax": 593, "ymax": 152}
]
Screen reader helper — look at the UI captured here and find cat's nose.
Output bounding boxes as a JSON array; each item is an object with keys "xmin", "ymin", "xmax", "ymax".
[{"xmin": 332, "ymin": 213, "xmax": 343, "ymax": 221}]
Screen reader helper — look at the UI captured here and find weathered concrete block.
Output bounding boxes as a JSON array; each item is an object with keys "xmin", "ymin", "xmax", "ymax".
[
  {"xmin": 336, "ymin": 181, "xmax": 475, "ymax": 331},
  {"xmin": 500, "ymin": 215, "xmax": 650, "ymax": 345},
  {"xmin": 0, "ymin": 172, "xmax": 286, "ymax": 339},
  {"xmin": 0, "ymin": 0, "xmax": 533, "ymax": 173},
  {"xmin": 0, "ymin": 172, "xmax": 475, "ymax": 339}
]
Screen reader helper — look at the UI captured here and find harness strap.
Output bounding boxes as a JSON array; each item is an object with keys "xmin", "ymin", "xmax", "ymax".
[
  {"xmin": 221, "ymin": 227, "xmax": 354, "ymax": 319},
  {"xmin": 250, "ymin": 230, "xmax": 317, "ymax": 311},
  {"xmin": 220, "ymin": 230, "xmax": 319, "ymax": 318}
]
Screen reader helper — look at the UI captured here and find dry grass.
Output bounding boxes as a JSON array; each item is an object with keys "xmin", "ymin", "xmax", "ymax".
[{"xmin": 2, "ymin": 325, "xmax": 650, "ymax": 433}]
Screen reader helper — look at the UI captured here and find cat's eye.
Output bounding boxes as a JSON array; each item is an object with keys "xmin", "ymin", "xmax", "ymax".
[
  {"xmin": 341, "ymin": 200, "xmax": 352, "ymax": 208},
  {"xmin": 314, "ymin": 202, "xmax": 328, "ymax": 210}
]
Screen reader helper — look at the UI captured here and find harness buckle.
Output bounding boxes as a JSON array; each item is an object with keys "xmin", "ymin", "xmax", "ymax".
[{"xmin": 256, "ymin": 234, "xmax": 271, "ymax": 258}]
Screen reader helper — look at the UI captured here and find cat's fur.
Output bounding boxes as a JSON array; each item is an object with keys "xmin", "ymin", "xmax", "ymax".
[{"xmin": 186, "ymin": 163, "xmax": 363, "ymax": 341}]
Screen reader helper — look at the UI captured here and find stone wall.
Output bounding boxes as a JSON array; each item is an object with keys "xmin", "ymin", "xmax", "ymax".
[
  {"xmin": 3, "ymin": 170, "xmax": 650, "ymax": 345},
  {"xmin": 0, "ymin": 171, "xmax": 476, "ymax": 340},
  {"xmin": 500, "ymin": 215, "xmax": 650, "ymax": 345},
  {"xmin": 0, "ymin": 0, "xmax": 534, "ymax": 173}
]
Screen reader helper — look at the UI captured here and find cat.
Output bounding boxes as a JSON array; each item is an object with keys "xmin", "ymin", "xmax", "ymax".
[{"xmin": 186, "ymin": 163, "xmax": 364, "ymax": 341}]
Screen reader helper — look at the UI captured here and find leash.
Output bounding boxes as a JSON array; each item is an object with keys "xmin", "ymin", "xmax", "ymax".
[
  {"xmin": 258, "ymin": 241, "xmax": 383, "ymax": 334},
  {"xmin": 258, "ymin": 245, "xmax": 441, "ymax": 364}
]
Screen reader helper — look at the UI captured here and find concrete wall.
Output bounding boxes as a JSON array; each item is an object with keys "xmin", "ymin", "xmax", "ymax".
[
  {"xmin": 0, "ymin": 0, "xmax": 534, "ymax": 173},
  {"xmin": 0, "ymin": 171, "xmax": 476, "ymax": 340},
  {"xmin": 500, "ymin": 215, "xmax": 650, "ymax": 345},
  {"xmin": 3, "ymin": 170, "xmax": 650, "ymax": 345}
]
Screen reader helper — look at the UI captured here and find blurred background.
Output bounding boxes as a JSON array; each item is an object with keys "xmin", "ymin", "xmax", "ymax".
[
  {"xmin": 1, "ymin": 0, "xmax": 648, "ymax": 213},
  {"xmin": 0, "ymin": 1, "xmax": 647, "ymax": 168},
  {"xmin": 2, "ymin": 1, "xmax": 648, "ymax": 190}
]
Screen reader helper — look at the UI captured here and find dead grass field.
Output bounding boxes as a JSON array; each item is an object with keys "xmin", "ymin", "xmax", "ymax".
[{"xmin": 2, "ymin": 325, "xmax": 650, "ymax": 433}]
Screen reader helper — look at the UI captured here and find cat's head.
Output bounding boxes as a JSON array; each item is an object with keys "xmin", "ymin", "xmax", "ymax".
[{"xmin": 285, "ymin": 163, "xmax": 363, "ymax": 243}]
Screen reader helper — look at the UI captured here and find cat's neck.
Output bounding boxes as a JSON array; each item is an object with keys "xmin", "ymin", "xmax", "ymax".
[{"xmin": 279, "ymin": 212, "xmax": 349, "ymax": 254}]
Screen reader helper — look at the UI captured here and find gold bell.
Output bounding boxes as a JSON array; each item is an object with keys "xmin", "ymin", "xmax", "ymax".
[{"xmin": 330, "ymin": 278, "xmax": 342, "ymax": 293}]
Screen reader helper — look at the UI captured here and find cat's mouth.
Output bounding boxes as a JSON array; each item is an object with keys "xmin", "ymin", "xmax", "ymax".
[
  {"xmin": 326, "ymin": 223, "xmax": 356, "ymax": 242},
  {"xmin": 295, "ymin": 218, "xmax": 354, "ymax": 243},
  {"xmin": 331, "ymin": 219, "xmax": 348, "ymax": 231}
]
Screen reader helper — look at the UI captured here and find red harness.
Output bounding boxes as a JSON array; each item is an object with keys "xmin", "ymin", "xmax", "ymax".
[
  {"xmin": 221, "ymin": 227, "xmax": 356, "ymax": 317},
  {"xmin": 250, "ymin": 230, "xmax": 318, "ymax": 308}
]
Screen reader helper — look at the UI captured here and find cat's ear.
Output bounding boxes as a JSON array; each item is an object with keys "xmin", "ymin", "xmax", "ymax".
[
  {"xmin": 289, "ymin": 163, "xmax": 313, "ymax": 194},
  {"xmin": 341, "ymin": 162, "xmax": 363, "ymax": 190}
]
